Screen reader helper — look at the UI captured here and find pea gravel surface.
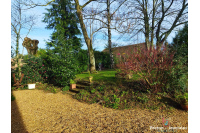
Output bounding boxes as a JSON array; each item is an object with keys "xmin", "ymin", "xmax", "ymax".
[{"xmin": 11, "ymin": 90, "xmax": 188, "ymax": 133}]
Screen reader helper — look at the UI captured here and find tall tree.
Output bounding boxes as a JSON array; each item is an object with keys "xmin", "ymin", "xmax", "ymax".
[
  {"xmin": 83, "ymin": 0, "xmax": 128, "ymax": 69},
  {"xmin": 42, "ymin": 0, "xmax": 82, "ymax": 52},
  {"xmin": 119, "ymin": 0, "xmax": 188, "ymax": 50},
  {"xmin": 171, "ymin": 23, "xmax": 188, "ymax": 66},
  {"xmin": 74, "ymin": 0, "xmax": 97, "ymax": 73}
]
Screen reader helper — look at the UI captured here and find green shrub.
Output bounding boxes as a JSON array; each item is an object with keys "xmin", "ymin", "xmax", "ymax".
[
  {"xmin": 70, "ymin": 79, "xmax": 76, "ymax": 84},
  {"xmin": 137, "ymin": 94, "xmax": 149, "ymax": 103},
  {"xmin": 91, "ymin": 88, "xmax": 96, "ymax": 94},
  {"xmin": 21, "ymin": 55, "xmax": 44, "ymax": 84},
  {"xmin": 76, "ymin": 49, "xmax": 89, "ymax": 73},
  {"xmin": 94, "ymin": 51, "xmax": 110, "ymax": 69},
  {"xmin": 11, "ymin": 94, "xmax": 15, "ymax": 101},
  {"xmin": 62, "ymin": 86, "xmax": 70, "ymax": 91},
  {"xmin": 51, "ymin": 88, "xmax": 57, "ymax": 93},
  {"xmin": 42, "ymin": 49, "xmax": 78, "ymax": 87},
  {"xmin": 111, "ymin": 94, "xmax": 120, "ymax": 109}
]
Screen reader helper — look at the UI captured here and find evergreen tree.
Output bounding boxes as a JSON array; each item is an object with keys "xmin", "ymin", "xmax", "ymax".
[
  {"xmin": 170, "ymin": 23, "xmax": 188, "ymax": 67},
  {"xmin": 43, "ymin": 0, "xmax": 82, "ymax": 52},
  {"xmin": 42, "ymin": 0, "xmax": 82, "ymax": 86}
]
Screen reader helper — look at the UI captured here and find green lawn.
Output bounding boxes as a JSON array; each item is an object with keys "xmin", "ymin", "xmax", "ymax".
[
  {"xmin": 75, "ymin": 69, "xmax": 141, "ymax": 84},
  {"xmin": 75, "ymin": 69, "xmax": 117, "ymax": 83}
]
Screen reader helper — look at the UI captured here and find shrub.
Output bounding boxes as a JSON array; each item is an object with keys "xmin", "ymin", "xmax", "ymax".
[
  {"xmin": 11, "ymin": 94, "xmax": 15, "ymax": 101},
  {"xmin": 94, "ymin": 51, "xmax": 111, "ymax": 69},
  {"xmin": 76, "ymin": 49, "xmax": 89, "ymax": 73},
  {"xmin": 41, "ymin": 49, "xmax": 78, "ymax": 87},
  {"xmin": 166, "ymin": 24, "xmax": 188, "ymax": 94},
  {"xmin": 62, "ymin": 86, "xmax": 70, "ymax": 91},
  {"xmin": 116, "ymin": 45, "xmax": 175, "ymax": 93},
  {"xmin": 21, "ymin": 55, "xmax": 44, "ymax": 84}
]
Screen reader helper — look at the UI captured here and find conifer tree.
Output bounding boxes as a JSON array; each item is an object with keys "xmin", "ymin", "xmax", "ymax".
[
  {"xmin": 42, "ymin": 0, "xmax": 82, "ymax": 86},
  {"xmin": 43, "ymin": 0, "xmax": 82, "ymax": 52}
]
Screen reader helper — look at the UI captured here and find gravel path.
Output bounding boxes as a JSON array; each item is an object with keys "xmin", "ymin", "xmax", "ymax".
[{"xmin": 11, "ymin": 90, "xmax": 188, "ymax": 133}]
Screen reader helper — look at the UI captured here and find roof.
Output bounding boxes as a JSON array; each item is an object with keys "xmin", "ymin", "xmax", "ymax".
[{"xmin": 102, "ymin": 43, "xmax": 146, "ymax": 55}]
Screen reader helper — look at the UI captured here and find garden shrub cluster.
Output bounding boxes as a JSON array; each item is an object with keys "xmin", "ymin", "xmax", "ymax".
[
  {"xmin": 116, "ymin": 45, "xmax": 175, "ymax": 93},
  {"xmin": 76, "ymin": 49, "xmax": 111, "ymax": 72},
  {"xmin": 74, "ymin": 83, "xmax": 176, "ymax": 111},
  {"xmin": 94, "ymin": 51, "xmax": 111, "ymax": 69},
  {"xmin": 41, "ymin": 49, "xmax": 79, "ymax": 87},
  {"xmin": 166, "ymin": 23, "xmax": 188, "ymax": 94},
  {"xmin": 21, "ymin": 55, "xmax": 44, "ymax": 84}
]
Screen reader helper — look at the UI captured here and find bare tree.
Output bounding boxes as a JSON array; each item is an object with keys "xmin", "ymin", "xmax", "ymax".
[
  {"xmin": 116, "ymin": 0, "xmax": 188, "ymax": 50},
  {"xmin": 11, "ymin": 0, "xmax": 36, "ymax": 78},
  {"xmin": 83, "ymin": 0, "xmax": 129, "ymax": 69}
]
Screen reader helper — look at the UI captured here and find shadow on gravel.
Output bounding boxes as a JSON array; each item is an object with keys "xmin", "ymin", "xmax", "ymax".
[
  {"xmin": 160, "ymin": 96, "xmax": 183, "ymax": 110},
  {"xmin": 11, "ymin": 96, "xmax": 28, "ymax": 133}
]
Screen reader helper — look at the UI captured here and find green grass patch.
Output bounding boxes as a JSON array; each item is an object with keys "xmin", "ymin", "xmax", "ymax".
[{"xmin": 75, "ymin": 69, "xmax": 141, "ymax": 83}]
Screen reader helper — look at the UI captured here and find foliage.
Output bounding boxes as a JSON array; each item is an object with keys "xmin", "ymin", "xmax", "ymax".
[
  {"xmin": 21, "ymin": 55, "xmax": 44, "ymax": 84},
  {"xmin": 62, "ymin": 86, "xmax": 70, "ymax": 91},
  {"xmin": 116, "ymin": 45, "xmax": 175, "ymax": 93},
  {"xmin": 111, "ymin": 94, "xmax": 120, "ymax": 109},
  {"xmin": 70, "ymin": 79, "xmax": 76, "ymax": 84},
  {"xmin": 35, "ymin": 48, "xmax": 47, "ymax": 57},
  {"xmin": 11, "ymin": 94, "xmax": 15, "ymax": 101},
  {"xmin": 94, "ymin": 50, "xmax": 111, "ymax": 69},
  {"xmin": 175, "ymin": 91, "xmax": 188, "ymax": 104},
  {"xmin": 43, "ymin": 0, "xmax": 82, "ymax": 51},
  {"xmin": 42, "ymin": 49, "xmax": 78, "ymax": 87},
  {"xmin": 51, "ymin": 87, "xmax": 57, "ymax": 93},
  {"xmin": 42, "ymin": 0, "xmax": 82, "ymax": 86},
  {"xmin": 76, "ymin": 49, "xmax": 89, "ymax": 73},
  {"xmin": 170, "ymin": 23, "xmax": 188, "ymax": 67},
  {"xmin": 166, "ymin": 24, "xmax": 188, "ymax": 94},
  {"xmin": 91, "ymin": 88, "xmax": 96, "ymax": 94},
  {"xmin": 75, "ymin": 49, "xmax": 111, "ymax": 73}
]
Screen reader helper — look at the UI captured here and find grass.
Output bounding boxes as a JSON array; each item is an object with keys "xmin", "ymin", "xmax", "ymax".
[{"xmin": 75, "ymin": 69, "xmax": 141, "ymax": 83}]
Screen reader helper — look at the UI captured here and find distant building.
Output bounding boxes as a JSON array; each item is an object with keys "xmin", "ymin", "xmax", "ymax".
[{"xmin": 102, "ymin": 43, "xmax": 146, "ymax": 56}]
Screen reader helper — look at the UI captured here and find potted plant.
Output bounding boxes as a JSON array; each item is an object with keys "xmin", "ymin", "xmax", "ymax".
[
  {"xmin": 70, "ymin": 79, "xmax": 76, "ymax": 89},
  {"xmin": 27, "ymin": 79, "xmax": 36, "ymax": 89}
]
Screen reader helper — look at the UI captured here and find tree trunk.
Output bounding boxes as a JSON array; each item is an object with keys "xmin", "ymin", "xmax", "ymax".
[
  {"xmin": 107, "ymin": 0, "xmax": 114, "ymax": 69},
  {"xmin": 16, "ymin": 34, "xmax": 21, "ymax": 78},
  {"xmin": 75, "ymin": 0, "xmax": 96, "ymax": 72},
  {"xmin": 143, "ymin": 0, "xmax": 150, "ymax": 50}
]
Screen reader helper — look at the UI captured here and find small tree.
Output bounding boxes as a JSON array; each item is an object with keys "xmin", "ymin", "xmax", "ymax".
[
  {"xmin": 11, "ymin": 0, "xmax": 36, "ymax": 79},
  {"xmin": 116, "ymin": 45, "xmax": 175, "ymax": 93}
]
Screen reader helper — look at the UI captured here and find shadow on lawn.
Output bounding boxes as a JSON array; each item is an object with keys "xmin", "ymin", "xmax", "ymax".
[{"xmin": 11, "ymin": 95, "xmax": 28, "ymax": 133}]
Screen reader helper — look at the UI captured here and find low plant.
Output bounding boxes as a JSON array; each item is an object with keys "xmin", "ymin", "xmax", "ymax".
[
  {"xmin": 111, "ymin": 94, "xmax": 120, "ymax": 109},
  {"xmin": 121, "ymin": 91, "xmax": 128, "ymax": 97},
  {"xmin": 11, "ymin": 94, "xmax": 15, "ymax": 101},
  {"xmin": 175, "ymin": 92, "xmax": 188, "ymax": 105},
  {"xmin": 70, "ymin": 79, "xmax": 76, "ymax": 84},
  {"xmin": 62, "ymin": 86, "xmax": 70, "ymax": 91},
  {"xmin": 137, "ymin": 94, "xmax": 149, "ymax": 103},
  {"xmin": 51, "ymin": 87, "xmax": 57, "ymax": 93},
  {"xmin": 91, "ymin": 88, "xmax": 96, "ymax": 94},
  {"xmin": 45, "ymin": 87, "xmax": 51, "ymax": 91}
]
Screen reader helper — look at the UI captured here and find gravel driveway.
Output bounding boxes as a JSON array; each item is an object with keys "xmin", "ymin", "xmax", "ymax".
[{"xmin": 11, "ymin": 90, "xmax": 188, "ymax": 133}]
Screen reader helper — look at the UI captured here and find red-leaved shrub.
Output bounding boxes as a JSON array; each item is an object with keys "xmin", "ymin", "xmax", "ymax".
[{"xmin": 116, "ymin": 45, "xmax": 175, "ymax": 93}]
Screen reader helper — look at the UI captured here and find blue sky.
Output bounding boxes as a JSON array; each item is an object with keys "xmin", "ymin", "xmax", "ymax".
[{"xmin": 12, "ymin": 0, "xmax": 178, "ymax": 55}]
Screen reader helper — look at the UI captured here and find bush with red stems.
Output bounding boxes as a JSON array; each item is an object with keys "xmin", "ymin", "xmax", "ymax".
[{"xmin": 116, "ymin": 45, "xmax": 175, "ymax": 93}]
